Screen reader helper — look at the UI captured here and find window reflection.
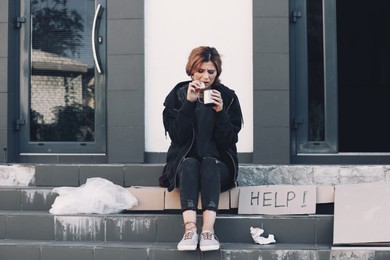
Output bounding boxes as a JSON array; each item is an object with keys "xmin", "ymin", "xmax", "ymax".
[{"xmin": 29, "ymin": 0, "xmax": 95, "ymax": 142}]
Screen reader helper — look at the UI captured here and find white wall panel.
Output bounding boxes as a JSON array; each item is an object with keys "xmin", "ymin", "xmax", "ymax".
[{"xmin": 145, "ymin": 0, "xmax": 253, "ymax": 152}]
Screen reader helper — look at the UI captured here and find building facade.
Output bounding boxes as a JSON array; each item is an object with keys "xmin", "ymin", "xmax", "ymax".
[{"xmin": 0, "ymin": 0, "xmax": 389, "ymax": 164}]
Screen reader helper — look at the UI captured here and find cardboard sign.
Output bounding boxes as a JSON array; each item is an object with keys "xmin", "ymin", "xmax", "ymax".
[
  {"xmin": 333, "ymin": 182, "xmax": 390, "ymax": 244},
  {"xmin": 127, "ymin": 186, "xmax": 165, "ymax": 210},
  {"xmin": 316, "ymin": 185, "xmax": 335, "ymax": 204},
  {"xmin": 238, "ymin": 185, "xmax": 316, "ymax": 215}
]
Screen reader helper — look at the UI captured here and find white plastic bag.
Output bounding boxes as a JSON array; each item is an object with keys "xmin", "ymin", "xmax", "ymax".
[{"xmin": 50, "ymin": 177, "xmax": 138, "ymax": 214}]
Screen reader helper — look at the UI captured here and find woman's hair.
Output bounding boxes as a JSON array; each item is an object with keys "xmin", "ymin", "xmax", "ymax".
[{"xmin": 186, "ymin": 46, "xmax": 222, "ymax": 84}]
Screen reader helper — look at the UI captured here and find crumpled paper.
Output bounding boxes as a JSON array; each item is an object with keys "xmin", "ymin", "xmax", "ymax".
[{"xmin": 250, "ymin": 227, "xmax": 276, "ymax": 245}]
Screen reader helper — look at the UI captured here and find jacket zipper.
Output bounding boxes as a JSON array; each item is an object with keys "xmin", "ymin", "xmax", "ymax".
[
  {"xmin": 226, "ymin": 97, "xmax": 234, "ymax": 111},
  {"xmin": 173, "ymin": 127, "xmax": 195, "ymax": 188},
  {"xmin": 226, "ymin": 150, "xmax": 238, "ymax": 187},
  {"xmin": 225, "ymin": 97, "xmax": 239, "ymax": 186}
]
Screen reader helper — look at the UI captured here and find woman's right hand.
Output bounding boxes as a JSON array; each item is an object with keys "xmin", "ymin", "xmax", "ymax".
[{"xmin": 187, "ymin": 81, "xmax": 203, "ymax": 102}]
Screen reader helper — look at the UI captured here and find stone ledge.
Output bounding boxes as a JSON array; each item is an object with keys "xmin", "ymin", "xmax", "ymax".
[
  {"xmin": 0, "ymin": 165, "xmax": 35, "ymax": 186},
  {"xmin": 238, "ymin": 165, "xmax": 390, "ymax": 186}
]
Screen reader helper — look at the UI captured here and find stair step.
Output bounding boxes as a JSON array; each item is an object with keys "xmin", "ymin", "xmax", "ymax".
[
  {"xmin": 2, "ymin": 164, "xmax": 389, "ymax": 187},
  {"xmin": 2, "ymin": 164, "xmax": 389, "ymax": 189},
  {"xmin": 0, "ymin": 240, "xmax": 335, "ymax": 260},
  {"xmin": 0, "ymin": 186, "xmax": 335, "ymax": 214},
  {"xmin": 1, "ymin": 240, "xmax": 390, "ymax": 260},
  {"xmin": 33, "ymin": 164, "xmax": 164, "ymax": 187},
  {"xmin": 0, "ymin": 211, "xmax": 333, "ymax": 244},
  {"xmin": 0, "ymin": 187, "xmax": 56, "ymax": 211}
]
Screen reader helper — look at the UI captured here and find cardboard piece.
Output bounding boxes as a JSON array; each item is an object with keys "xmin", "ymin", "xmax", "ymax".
[
  {"xmin": 238, "ymin": 185, "xmax": 316, "ymax": 215},
  {"xmin": 164, "ymin": 188, "xmax": 230, "ymax": 210},
  {"xmin": 316, "ymin": 185, "xmax": 335, "ymax": 204},
  {"xmin": 127, "ymin": 186, "xmax": 165, "ymax": 211},
  {"xmin": 333, "ymin": 182, "xmax": 390, "ymax": 244},
  {"xmin": 229, "ymin": 187, "xmax": 240, "ymax": 209}
]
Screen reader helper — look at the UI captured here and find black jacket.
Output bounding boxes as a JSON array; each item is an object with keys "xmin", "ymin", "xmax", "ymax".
[{"xmin": 161, "ymin": 81, "xmax": 243, "ymax": 192}]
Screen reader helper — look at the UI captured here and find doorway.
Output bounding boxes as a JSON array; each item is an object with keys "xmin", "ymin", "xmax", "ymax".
[
  {"xmin": 19, "ymin": 0, "xmax": 107, "ymax": 155},
  {"xmin": 292, "ymin": 0, "xmax": 390, "ymax": 158},
  {"xmin": 337, "ymin": 0, "xmax": 390, "ymax": 152}
]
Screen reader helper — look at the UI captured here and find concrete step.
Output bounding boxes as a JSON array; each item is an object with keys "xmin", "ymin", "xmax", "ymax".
[
  {"xmin": 0, "ymin": 186, "xmax": 336, "ymax": 219},
  {"xmin": 2, "ymin": 163, "xmax": 384, "ymax": 214},
  {"xmin": 0, "ymin": 211, "xmax": 333, "ymax": 245},
  {"xmin": 33, "ymin": 164, "xmax": 164, "ymax": 187},
  {"xmin": 1, "ymin": 240, "xmax": 390, "ymax": 260},
  {"xmin": 0, "ymin": 187, "xmax": 56, "ymax": 211},
  {"xmin": 0, "ymin": 240, "xmax": 334, "ymax": 260},
  {"xmin": 2, "ymin": 164, "xmax": 390, "ymax": 188}
]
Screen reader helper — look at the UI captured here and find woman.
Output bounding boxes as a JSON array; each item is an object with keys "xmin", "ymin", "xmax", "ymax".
[{"xmin": 161, "ymin": 46, "xmax": 242, "ymax": 251}]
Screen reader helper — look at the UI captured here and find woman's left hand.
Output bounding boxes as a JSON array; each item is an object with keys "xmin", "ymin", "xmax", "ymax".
[{"xmin": 211, "ymin": 90, "xmax": 223, "ymax": 112}]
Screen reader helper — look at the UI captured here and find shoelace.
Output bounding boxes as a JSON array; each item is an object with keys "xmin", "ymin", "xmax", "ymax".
[
  {"xmin": 184, "ymin": 230, "xmax": 195, "ymax": 240},
  {"xmin": 201, "ymin": 231, "xmax": 214, "ymax": 240},
  {"xmin": 182, "ymin": 221, "xmax": 197, "ymax": 240}
]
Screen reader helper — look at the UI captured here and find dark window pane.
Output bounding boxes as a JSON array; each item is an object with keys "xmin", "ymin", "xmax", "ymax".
[{"xmin": 307, "ymin": 0, "xmax": 325, "ymax": 141}]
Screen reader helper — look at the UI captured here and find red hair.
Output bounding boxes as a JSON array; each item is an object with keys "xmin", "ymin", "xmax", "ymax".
[{"xmin": 185, "ymin": 46, "xmax": 222, "ymax": 84}]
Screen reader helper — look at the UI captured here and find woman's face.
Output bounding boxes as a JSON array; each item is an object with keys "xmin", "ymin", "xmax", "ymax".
[{"xmin": 192, "ymin": 61, "xmax": 217, "ymax": 88}]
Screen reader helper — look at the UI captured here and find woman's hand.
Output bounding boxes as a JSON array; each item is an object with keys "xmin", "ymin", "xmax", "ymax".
[{"xmin": 187, "ymin": 81, "xmax": 204, "ymax": 102}]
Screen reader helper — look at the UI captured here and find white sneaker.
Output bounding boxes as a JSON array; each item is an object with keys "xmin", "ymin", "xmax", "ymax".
[
  {"xmin": 177, "ymin": 230, "xmax": 198, "ymax": 251},
  {"xmin": 199, "ymin": 230, "xmax": 220, "ymax": 251}
]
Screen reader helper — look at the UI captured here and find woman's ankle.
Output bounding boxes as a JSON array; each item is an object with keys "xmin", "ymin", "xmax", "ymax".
[{"xmin": 183, "ymin": 221, "xmax": 197, "ymax": 232}]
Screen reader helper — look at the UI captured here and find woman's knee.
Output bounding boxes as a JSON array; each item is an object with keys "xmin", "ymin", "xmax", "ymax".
[
  {"xmin": 183, "ymin": 157, "xmax": 201, "ymax": 168},
  {"xmin": 179, "ymin": 157, "xmax": 201, "ymax": 182},
  {"xmin": 200, "ymin": 157, "xmax": 220, "ymax": 177}
]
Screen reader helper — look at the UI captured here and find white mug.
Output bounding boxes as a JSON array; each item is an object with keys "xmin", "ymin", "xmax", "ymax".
[{"xmin": 203, "ymin": 89, "xmax": 214, "ymax": 106}]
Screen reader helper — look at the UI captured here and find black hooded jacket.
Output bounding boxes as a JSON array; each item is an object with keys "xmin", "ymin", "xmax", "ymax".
[{"xmin": 161, "ymin": 81, "xmax": 243, "ymax": 192}]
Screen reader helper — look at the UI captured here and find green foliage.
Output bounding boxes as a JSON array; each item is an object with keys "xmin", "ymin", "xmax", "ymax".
[
  {"xmin": 31, "ymin": 0, "xmax": 84, "ymax": 57},
  {"xmin": 30, "ymin": 103, "xmax": 94, "ymax": 142}
]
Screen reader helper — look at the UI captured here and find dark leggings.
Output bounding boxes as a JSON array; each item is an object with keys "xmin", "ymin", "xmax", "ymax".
[{"xmin": 177, "ymin": 157, "xmax": 233, "ymax": 212}]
